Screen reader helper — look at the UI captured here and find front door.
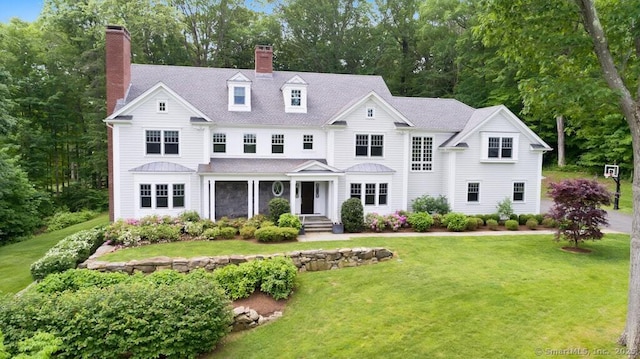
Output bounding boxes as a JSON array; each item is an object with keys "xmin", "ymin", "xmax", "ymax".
[{"xmin": 301, "ymin": 182, "xmax": 314, "ymax": 214}]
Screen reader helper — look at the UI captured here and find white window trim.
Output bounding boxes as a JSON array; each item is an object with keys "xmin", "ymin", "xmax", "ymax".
[
  {"xmin": 282, "ymin": 86, "xmax": 307, "ymax": 113},
  {"xmin": 466, "ymin": 181, "xmax": 481, "ymax": 204},
  {"xmin": 512, "ymin": 181, "xmax": 526, "ymax": 203},
  {"xmin": 480, "ymin": 132, "xmax": 519, "ymax": 162},
  {"xmin": 243, "ymin": 133, "xmax": 257, "ymax": 154},
  {"xmin": 139, "ymin": 183, "xmax": 187, "ymax": 209},
  {"xmin": 228, "ymin": 84, "xmax": 252, "ymax": 112},
  {"xmin": 349, "ymin": 182, "xmax": 390, "ymax": 207},
  {"xmin": 272, "ymin": 181, "xmax": 284, "ymax": 197},
  {"xmin": 410, "ymin": 136, "xmax": 434, "ymax": 172},
  {"xmin": 271, "ymin": 134, "xmax": 285, "ymax": 154},
  {"xmin": 157, "ymin": 99, "xmax": 168, "ymax": 113},
  {"xmin": 302, "ymin": 134, "xmax": 314, "ymax": 151},
  {"xmin": 144, "ymin": 129, "xmax": 181, "ymax": 156},
  {"xmin": 366, "ymin": 107, "xmax": 375, "ymax": 119},
  {"xmin": 212, "ymin": 133, "xmax": 226, "ymax": 153},
  {"xmin": 354, "ymin": 133, "xmax": 385, "ymax": 158}
]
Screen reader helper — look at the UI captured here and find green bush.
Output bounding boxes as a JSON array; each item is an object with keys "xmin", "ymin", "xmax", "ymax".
[
  {"xmin": 465, "ymin": 217, "xmax": 478, "ymax": 231},
  {"xmin": 0, "ymin": 271, "xmax": 232, "ymax": 358},
  {"xmin": 212, "ymin": 258, "xmax": 297, "ymax": 300},
  {"xmin": 443, "ymin": 212, "xmax": 468, "ymax": 232},
  {"xmin": 218, "ymin": 227, "xmax": 237, "ymax": 239},
  {"xmin": 35, "ymin": 269, "xmax": 130, "ymax": 294},
  {"xmin": 509, "ymin": 213, "xmax": 519, "ymax": 221},
  {"xmin": 137, "ymin": 223, "xmax": 181, "ymax": 243},
  {"xmin": 473, "ymin": 217, "xmax": 485, "ymax": 227},
  {"xmin": 45, "ymin": 210, "xmax": 98, "ymax": 232},
  {"xmin": 518, "ymin": 214, "xmax": 534, "ymax": 225},
  {"xmin": 496, "ymin": 197, "xmax": 514, "ymax": 220},
  {"xmin": 486, "ymin": 219, "xmax": 499, "ymax": 230},
  {"xmin": 365, "ymin": 213, "xmax": 386, "ymax": 232},
  {"xmin": 184, "ymin": 221, "xmax": 205, "ymax": 236},
  {"xmin": 341, "ymin": 198, "xmax": 364, "ymax": 233},
  {"xmin": 56, "ymin": 182, "xmax": 108, "ymax": 212},
  {"xmin": 240, "ymin": 225, "xmax": 257, "ymax": 239},
  {"xmin": 30, "ymin": 227, "xmax": 105, "ymax": 280},
  {"xmin": 432, "ymin": 213, "xmax": 443, "ymax": 228},
  {"xmin": 260, "ymin": 220, "xmax": 275, "ymax": 228},
  {"xmin": 255, "ymin": 227, "xmax": 298, "ymax": 242},
  {"xmin": 259, "ymin": 257, "xmax": 298, "ymax": 300},
  {"xmin": 213, "ymin": 263, "xmax": 261, "ymax": 300},
  {"xmin": 541, "ymin": 217, "xmax": 557, "ymax": 228},
  {"xmin": 411, "ymin": 195, "xmax": 450, "ymax": 215},
  {"xmin": 407, "ymin": 212, "xmax": 434, "ymax": 232},
  {"xmin": 178, "ymin": 210, "xmax": 201, "ymax": 222},
  {"xmin": 487, "ymin": 213, "xmax": 500, "ymax": 222},
  {"xmin": 505, "ymin": 219, "xmax": 519, "ymax": 230},
  {"xmin": 268, "ymin": 198, "xmax": 291, "ymax": 223},
  {"xmin": 278, "ymin": 213, "xmax": 302, "ymax": 230},
  {"xmin": 202, "ymin": 227, "xmax": 221, "ymax": 240},
  {"xmin": 246, "ymin": 214, "xmax": 266, "ymax": 228},
  {"xmin": 534, "ymin": 214, "xmax": 545, "ymax": 223},
  {"xmin": 526, "ymin": 218, "xmax": 539, "ymax": 230}
]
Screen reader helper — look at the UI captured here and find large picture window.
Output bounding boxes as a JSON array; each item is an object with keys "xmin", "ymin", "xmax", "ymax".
[{"xmin": 411, "ymin": 136, "xmax": 433, "ymax": 171}]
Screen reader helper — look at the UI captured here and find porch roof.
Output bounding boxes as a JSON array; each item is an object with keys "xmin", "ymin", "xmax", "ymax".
[{"xmin": 198, "ymin": 158, "xmax": 331, "ymax": 174}]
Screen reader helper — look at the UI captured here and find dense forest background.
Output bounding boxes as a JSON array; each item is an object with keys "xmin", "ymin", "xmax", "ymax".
[{"xmin": 0, "ymin": 0, "xmax": 637, "ymax": 241}]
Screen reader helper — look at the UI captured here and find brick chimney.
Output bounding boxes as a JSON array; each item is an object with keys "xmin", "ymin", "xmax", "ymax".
[
  {"xmin": 255, "ymin": 45, "xmax": 273, "ymax": 78},
  {"xmin": 105, "ymin": 25, "xmax": 131, "ymax": 221}
]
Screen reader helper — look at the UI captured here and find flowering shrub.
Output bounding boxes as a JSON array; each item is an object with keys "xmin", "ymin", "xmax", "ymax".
[
  {"xmin": 365, "ymin": 213, "xmax": 386, "ymax": 232},
  {"xmin": 385, "ymin": 211, "xmax": 407, "ymax": 231}
]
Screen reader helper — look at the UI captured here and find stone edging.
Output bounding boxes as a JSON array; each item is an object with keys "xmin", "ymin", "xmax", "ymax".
[{"xmin": 79, "ymin": 247, "xmax": 394, "ymax": 274}]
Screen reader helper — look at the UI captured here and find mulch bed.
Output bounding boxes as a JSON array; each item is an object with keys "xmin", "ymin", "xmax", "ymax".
[{"xmin": 232, "ymin": 291, "xmax": 288, "ymax": 316}]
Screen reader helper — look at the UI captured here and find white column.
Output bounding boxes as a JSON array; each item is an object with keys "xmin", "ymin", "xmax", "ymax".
[
  {"xmin": 332, "ymin": 178, "xmax": 339, "ymax": 222},
  {"xmin": 203, "ymin": 126, "xmax": 211, "ymax": 164},
  {"xmin": 210, "ymin": 179, "xmax": 216, "ymax": 221},
  {"xmin": 290, "ymin": 179, "xmax": 296, "ymax": 214},
  {"xmin": 254, "ymin": 180, "xmax": 260, "ymax": 216},
  {"xmin": 401, "ymin": 131, "xmax": 410, "ymax": 211},
  {"xmin": 247, "ymin": 181, "xmax": 253, "ymax": 218}
]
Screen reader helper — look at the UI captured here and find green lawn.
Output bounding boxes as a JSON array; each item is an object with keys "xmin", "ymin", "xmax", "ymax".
[
  {"xmin": 0, "ymin": 214, "xmax": 109, "ymax": 295},
  {"xmin": 543, "ymin": 169, "xmax": 633, "ymax": 214},
  {"xmin": 101, "ymin": 233, "xmax": 631, "ymax": 358}
]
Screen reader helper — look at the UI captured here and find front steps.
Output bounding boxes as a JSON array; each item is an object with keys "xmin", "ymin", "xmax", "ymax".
[{"xmin": 300, "ymin": 216, "xmax": 333, "ymax": 233}]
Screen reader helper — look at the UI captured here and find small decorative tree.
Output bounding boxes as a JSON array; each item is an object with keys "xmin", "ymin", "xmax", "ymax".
[
  {"xmin": 548, "ymin": 179, "xmax": 611, "ymax": 249},
  {"xmin": 495, "ymin": 197, "xmax": 513, "ymax": 221}
]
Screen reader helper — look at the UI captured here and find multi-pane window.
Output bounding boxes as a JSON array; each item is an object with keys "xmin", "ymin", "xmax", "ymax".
[
  {"xmin": 350, "ymin": 183, "xmax": 361, "ymax": 199},
  {"xmin": 291, "ymin": 89, "xmax": 301, "ymax": 106},
  {"xmin": 355, "ymin": 134, "xmax": 383, "ymax": 157},
  {"xmin": 513, "ymin": 182, "xmax": 525, "ymax": 202},
  {"xmin": 234, "ymin": 87, "xmax": 245, "ymax": 105},
  {"xmin": 173, "ymin": 184, "xmax": 185, "ymax": 207},
  {"xmin": 467, "ymin": 182, "xmax": 480, "ymax": 202},
  {"xmin": 411, "ymin": 136, "xmax": 433, "ymax": 171},
  {"xmin": 156, "ymin": 184, "xmax": 169, "ymax": 208},
  {"xmin": 366, "ymin": 107, "xmax": 375, "ymax": 118},
  {"xmin": 244, "ymin": 134, "xmax": 256, "ymax": 153},
  {"xmin": 164, "ymin": 131, "xmax": 179, "ymax": 154},
  {"xmin": 146, "ymin": 130, "xmax": 179, "ymax": 155},
  {"xmin": 158, "ymin": 101, "xmax": 167, "ymax": 112},
  {"xmin": 365, "ymin": 184, "xmax": 376, "ymax": 205},
  {"xmin": 379, "ymin": 183, "xmax": 388, "ymax": 205},
  {"xmin": 488, "ymin": 137, "xmax": 513, "ymax": 159},
  {"xmin": 303, "ymin": 134, "xmax": 313, "ymax": 150},
  {"xmin": 272, "ymin": 134, "xmax": 284, "ymax": 154},
  {"xmin": 140, "ymin": 184, "xmax": 152, "ymax": 208},
  {"xmin": 212, "ymin": 133, "xmax": 226, "ymax": 153}
]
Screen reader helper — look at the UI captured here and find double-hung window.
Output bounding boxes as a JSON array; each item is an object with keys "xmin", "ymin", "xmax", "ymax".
[
  {"xmin": 140, "ymin": 184, "xmax": 152, "ymax": 208},
  {"xmin": 355, "ymin": 134, "xmax": 383, "ymax": 157},
  {"xmin": 291, "ymin": 89, "xmax": 301, "ymax": 106},
  {"xmin": 378, "ymin": 183, "xmax": 388, "ymax": 205},
  {"xmin": 173, "ymin": 184, "xmax": 185, "ymax": 207},
  {"xmin": 365, "ymin": 184, "xmax": 376, "ymax": 205},
  {"xmin": 272, "ymin": 134, "xmax": 284, "ymax": 154},
  {"xmin": 350, "ymin": 183, "xmax": 388, "ymax": 206},
  {"xmin": 156, "ymin": 184, "xmax": 169, "ymax": 208},
  {"xmin": 411, "ymin": 136, "xmax": 433, "ymax": 171},
  {"xmin": 213, "ymin": 133, "xmax": 226, "ymax": 153},
  {"xmin": 234, "ymin": 87, "xmax": 245, "ymax": 105},
  {"xmin": 488, "ymin": 137, "xmax": 513, "ymax": 159},
  {"xmin": 467, "ymin": 182, "xmax": 480, "ymax": 202},
  {"xmin": 244, "ymin": 134, "xmax": 256, "ymax": 153},
  {"xmin": 146, "ymin": 130, "xmax": 179, "ymax": 155},
  {"xmin": 140, "ymin": 184, "xmax": 185, "ymax": 208},
  {"xmin": 303, "ymin": 134, "xmax": 313, "ymax": 150},
  {"xmin": 513, "ymin": 182, "xmax": 525, "ymax": 202},
  {"xmin": 350, "ymin": 183, "xmax": 362, "ymax": 199}
]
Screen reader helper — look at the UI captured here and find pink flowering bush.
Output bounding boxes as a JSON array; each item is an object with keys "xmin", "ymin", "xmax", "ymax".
[
  {"xmin": 365, "ymin": 213, "xmax": 386, "ymax": 232},
  {"xmin": 385, "ymin": 212, "xmax": 408, "ymax": 231}
]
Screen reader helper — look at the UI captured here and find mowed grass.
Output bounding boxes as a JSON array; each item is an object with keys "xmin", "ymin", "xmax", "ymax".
[
  {"xmin": 102, "ymin": 233, "xmax": 630, "ymax": 358},
  {"xmin": 0, "ymin": 214, "xmax": 109, "ymax": 295},
  {"xmin": 543, "ymin": 169, "xmax": 633, "ymax": 214}
]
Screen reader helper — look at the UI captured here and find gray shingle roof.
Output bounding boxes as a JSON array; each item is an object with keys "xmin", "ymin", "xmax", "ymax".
[
  {"xmin": 129, "ymin": 162, "xmax": 195, "ymax": 172},
  {"xmin": 198, "ymin": 158, "xmax": 328, "ymax": 174},
  {"xmin": 126, "ymin": 65, "xmax": 393, "ymax": 128},
  {"xmin": 389, "ymin": 97, "xmax": 475, "ymax": 131},
  {"xmin": 344, "ymin": 163, "xmax": 395, "ymax": 173},
  {"xmin": 439, "ymin": 106, "xmax": 501, "ymax": 147}
]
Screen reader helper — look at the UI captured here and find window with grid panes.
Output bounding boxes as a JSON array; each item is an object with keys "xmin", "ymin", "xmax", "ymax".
[
  {"xmin": 350, "ymin": 183, "xmax": 361, "ymax": 199},
  {"xmin": 212, "ymin": 133, "xmax": 226, "ymax": 153},
  {"xmin": 467, "ymin": 182, "xmax": 479, "ymax": 202},
  {"xmin": 513, "ymin": 182, "xmax": 525, "ymax": 202},
  {"xmin": 156, "ymin": 184, "xmax": 169, "ymax": 208},
  {"xmin": 244, "ymin": 134, "xmax": 256, "ymax": 153},
  {"xmin": 303, "ymin": 134, "xmax": 313, "ymax": 150},
  {"xmin": 272, "ymin": 134, "xmax": 284, "ymax": 154},
  {"xmin": 140, "ymin": 184, "xmax": 152, "ymax": 208},
  {"xmin": 173, "ymin": 184, "xmax": 185, "ymax": 207},
  {"xmin": 365, "ymin": 184, "xmax": 376, "ymax": 205},
  {"xmin": 411, "ymin": 136, "xmax": 433, "ymax": 171}
]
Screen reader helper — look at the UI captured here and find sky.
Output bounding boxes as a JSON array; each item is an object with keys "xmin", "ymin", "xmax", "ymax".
[{"xmin": 0, "ymin": 0, "xmax": 43, "ymax": 23}]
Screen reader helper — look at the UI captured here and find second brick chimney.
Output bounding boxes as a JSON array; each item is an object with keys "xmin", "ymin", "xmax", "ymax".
[
  {"xmin": 255, "ymin": 45, "xmax": 273, "ymax": 78},
  {"xmin": 105, "ymin": 25, "xmax": 131, "ymax": 221}
]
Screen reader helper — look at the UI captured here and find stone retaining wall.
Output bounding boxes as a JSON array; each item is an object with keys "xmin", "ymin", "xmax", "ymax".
[{"xmin": 80, "ymin": 247, "xmax": 394, "ymax": 274}]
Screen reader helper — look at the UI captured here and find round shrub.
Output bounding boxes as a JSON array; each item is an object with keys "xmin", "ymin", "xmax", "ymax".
[
  {"xmin": 278, "ymin": 213, "xmax": 302, "ymax": 230},
  {"xmin": 431, "ymin": 213, "xmax": 443, "ymax": 228},
  {"xmin": 474, "ymin": 217, "xmax": 485, "ymax": 227},
  {"xmin": 202, "ymin": 227, "xmax": 221, "ymax": 240},
  {"xmin": 184, "ymin": 221, "xmax": 205, "ymax": 236},
  {"xmin": 268, "ymin": 198, "xmax": 291, "ymax": 223},
  {"xmin": 526, "ymin": 218, "xmax": 539, "ymax": 230},
  {"xmin": 365, "ymin": 213, "xmax": 386, "ymax": 232},
  {"xmin": 213, "ymin": 263, "xmax": 261, "ymax": 300},
  {"xmin": 341, "ymin": 198, "xmax": 364, "ymax": 233},
  {"xmin": 465, "ymin": 217, "xmax": 478, "ymax": 231},
  {"xmin": 541, "ymin": 217, "xmax": 557, "ymax": 228},
  {"xmin": 255, "ymin": 227, "xmax": 298, "ymax": 242},
  {"xmin": 218, "ymin": 227, "xmax": 237, "ymax": 239},
  {"xmin": 240, "ymin": 225, "xmax": 256, "ymax": 239},
  {"xmin": 259, "ymin": 257, "xmax": 298, "ymax": 300},
  {"xmin": 518, "ymin": 214, "xmax": 533, "ymax": 225},
  {"xmin": 505, "ymin": 219, "xmax": 519, "ymax": 230},
  {"xmin": 486, "ymin": 219, "xmax": 499, "ymax": 230},
  {"xmin": 178, "ymin": 210, "xmax": 201, "ymax": 222},
  {"xmin": 443, "ymin": 212, "xmax": 468, "ymax": 232},
  {"xmin": 0, "ymin": 273, "xmax": 233, "ymax": 358},
  {"xmin": 407, "ymin": 212, "xmax": 434, "ymax": 232}
]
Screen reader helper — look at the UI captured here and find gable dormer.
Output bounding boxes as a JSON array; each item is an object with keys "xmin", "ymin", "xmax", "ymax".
[
  {"xmin": 227, "ymin": 72, "xmax": 252, "ymax": 112},
  {"xmin": 281, "ymin": 75, "xmax": 308, "ymax": 113}
]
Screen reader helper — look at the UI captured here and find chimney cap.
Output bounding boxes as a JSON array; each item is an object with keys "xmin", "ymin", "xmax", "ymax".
[
  {"xmin": 106, "ymin": 25, "xmax": 130, "ymax": 37},
  {"xmin": 255, "ymin": 45, "xmax": 273, "ymax": 51}
]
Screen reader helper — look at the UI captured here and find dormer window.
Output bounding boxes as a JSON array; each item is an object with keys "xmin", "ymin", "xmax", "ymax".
[
  {"xmin": 291, "ymin": 90, "xmax": 301, "ymax": 106},
  {"xmin": 227, "ymin": 72, "xmax": 252, "ymax": 112},
  {"xmin": 234, "ymin": 87, "xmax": 246, "ymax": 105},
  {"xmin": 481, "ymin": 132, "xmax": 519, "ymax": 162},
  {"xmin": 281, "ymin": 75, "xmax": 308, "ymax": 113}
]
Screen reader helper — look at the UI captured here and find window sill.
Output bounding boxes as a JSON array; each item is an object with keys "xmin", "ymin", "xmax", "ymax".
[{"xmin": 480, "ymin": 159, "xmax": 517, "ymax": 164}]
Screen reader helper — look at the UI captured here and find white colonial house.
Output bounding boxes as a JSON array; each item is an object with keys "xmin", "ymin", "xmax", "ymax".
[{"xmin": 104, "ymin": 26, "xmax": 551, "ymax": 223}]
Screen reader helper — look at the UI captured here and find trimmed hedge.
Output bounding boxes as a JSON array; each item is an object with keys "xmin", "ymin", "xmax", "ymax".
[
  {"xmin": 443, "ymin": 212, "xmax": 468, "ymax": 232},
  {"xmin": 505, "ymin": 219, "xmax": 519, "ymax": 230},
  {"xmin": 255, "ymin": 227, "xmax": 298, "ymax": 242},
  {"xmin": 212, "ymin": 257, "xmax": 297, "ymax": 300},
  {"xmin": 0, "ymin": 270, "xmax": 233, "ymax": 358},
  {"xmin": 30, "ymin": 227, "xmax": 105, "ymax": 280}
]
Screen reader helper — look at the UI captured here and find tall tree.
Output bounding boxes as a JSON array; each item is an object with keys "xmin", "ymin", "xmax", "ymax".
[{"xmin": 574, "ymin": 0, "xmax": 640, "ymax": 354}]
